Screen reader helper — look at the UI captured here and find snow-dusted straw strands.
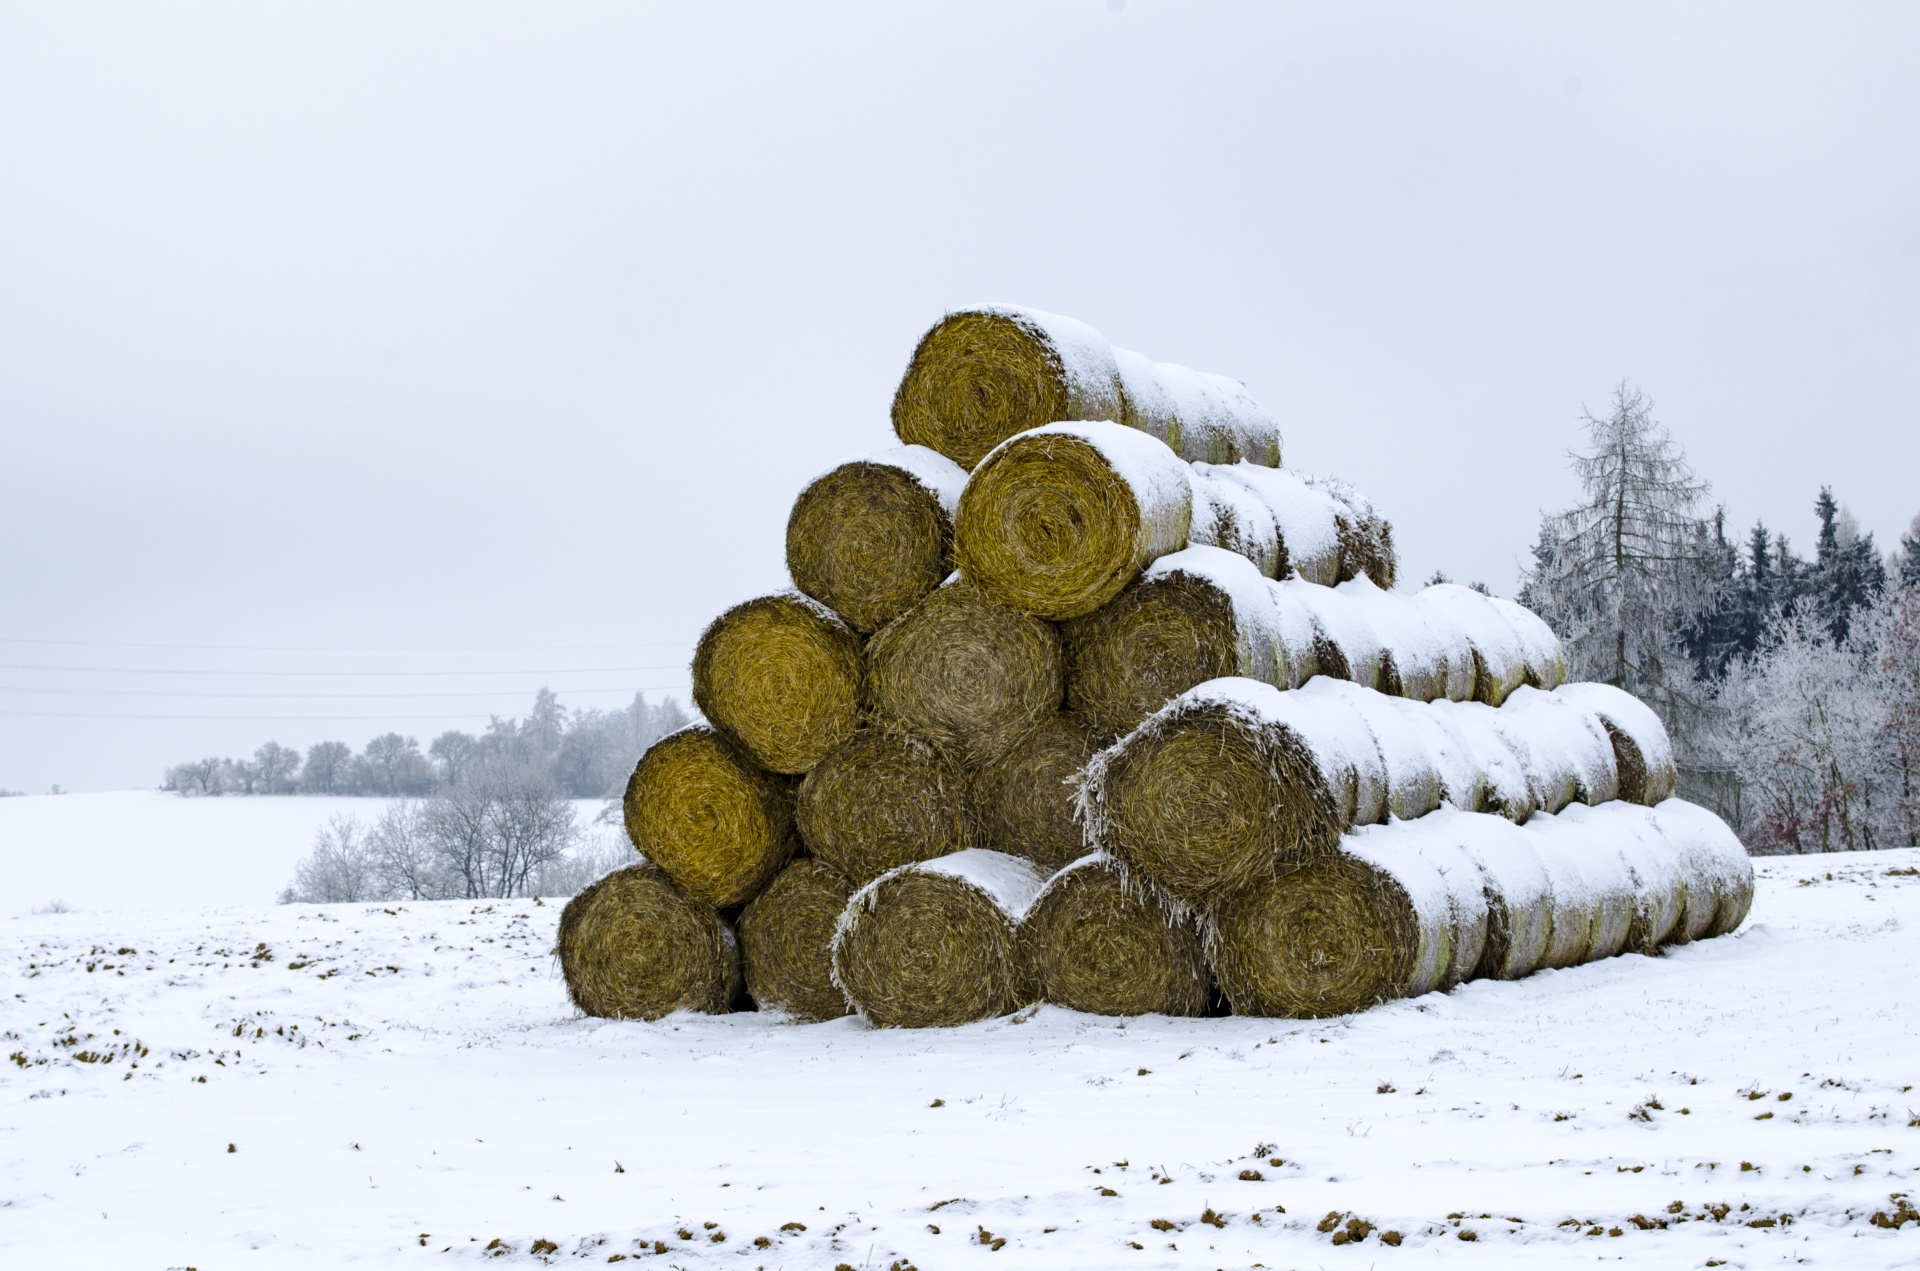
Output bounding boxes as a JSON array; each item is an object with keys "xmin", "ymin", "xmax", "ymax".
[
  {"xmin": 1408, "ymin": 584, "xmax": 1565, "ymax": 706},
  {"xmin": 1018, "ymin": 853, "xmax": 1209, "ymax": 1018},
  {"xmin": 622, "ymin": 725, "xmax": 797, "ymax": 910},
  {"xmin": 796, "ymin": 728, "xmax": 974, "ymax": 887},
  {"xmin": 890, "ymin": 304, "xmax": 1283, "ymax": 471},
  {"xmin": 557, "ymin": 863, "xmax": 741, "ymax": 1020},
  {"xmin": 831, "ymin": 849, "xmax": 1044, "ymax": 1028},
  {"xmin": 865, "ymin": 574, "xmax": 1064, "ymax": 767},
  {"xmin": 1555, "ymin": 681, "xmax": 1678, "ymax": 805},
  {"xmin": 971, "ymin": 711, "xmax": 1107, "ymax": 874},
  {"xmin": 1205, "ymin": 800, "xmax": 1754, "ymax": 1018},
  {"xmin": 738, "ymin": 857, "xmax": 857, "ymax": 1022},
  {"xmin": 785, "ymin": 445, "xmax": 968, "ymax": 634},
  {"xmin": 691, "ymin": 591, "xmax": 864, "ymax": 774}
]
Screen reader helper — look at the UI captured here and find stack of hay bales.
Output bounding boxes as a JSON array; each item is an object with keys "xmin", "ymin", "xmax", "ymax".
[{"xmin": 557, "ymin": 303, "xmax": 1754, "ymax": 1027}]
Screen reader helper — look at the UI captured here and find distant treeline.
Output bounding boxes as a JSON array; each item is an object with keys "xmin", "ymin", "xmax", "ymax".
[{"xmin": 163, "ymin": 690, "xmax": 694, "ymax": 801}]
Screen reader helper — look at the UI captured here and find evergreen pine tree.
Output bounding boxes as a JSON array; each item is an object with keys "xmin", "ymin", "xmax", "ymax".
[{"xmin": 1809, "ymin": 488, "xmax": 1888, "ymax": 643}]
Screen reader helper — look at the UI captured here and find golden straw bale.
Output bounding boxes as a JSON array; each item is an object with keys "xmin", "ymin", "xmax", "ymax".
[
  {"xmin": 1199, "ymin": 462, "xmax": 1345, "ymax": 585},
  {"xmin": 1188, "ymin": 467, "xmax": 1281, "ymax": 576},
  {"xmin": 955, "ymin": 421, "xmax": 1194, "ymax": 621},
  {"xmin": 891, "ymin": 306, "xmax": 1125, "ymax": 471},
  {"xmin": 971, "ymin": 711, "xmax": 1105, "ymax": 874},
  {"xmin": 556, "ymin": 862, "xmax": 740, "ymax": 1020},
  {"xmin": 786, "ymin": 445, "xmax": 968, "ymax": 634},
  {"xmin": 1113, "ymin": 347, "xmax": 1282, "ymax": 467},
  {"xmin": 622, "ymin": 725, "xmax": 797, "ymax": 909},
  {"xmin": 738, "ymin": 856, "xmax": 856, "ymax": 1021},
  {"xmin": 796, "ymin": 727, "xmax": 975, "ymax": 887},
  {"xmin": 866, "ymin": 575, "xmax": 1063, "ymax": 765},
  {"xmin": 832, "ymin": 849, "xmax": 1044, "ymax": 1028},
  {"xmin": 692, "ymin": 591, "xmax": 864, "ymax": 774},
  {"xmin": 1020, "ymin": 853, "xmax": 1208, "ymax": 1016}
]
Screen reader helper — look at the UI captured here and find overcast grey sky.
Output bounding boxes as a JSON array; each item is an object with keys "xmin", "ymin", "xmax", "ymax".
[{"xmin": 2, "ymin": 2, "xmax": 1915, "ymax": 794}]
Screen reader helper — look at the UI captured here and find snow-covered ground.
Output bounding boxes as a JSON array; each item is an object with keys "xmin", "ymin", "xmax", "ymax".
[{"xmin": 3, "ymin": 848, "xmax": 1918, "ymax": 1268}]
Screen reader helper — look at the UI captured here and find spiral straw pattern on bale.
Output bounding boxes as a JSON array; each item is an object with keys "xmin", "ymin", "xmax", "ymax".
[
  {"xmin": 556, "ymin": 863, "xmax": 740, "ymax": 1020},
  {"xmin": 831, "ymin": 849, "xmax": 1044, "ymax": 1028},
  {"xmin": 970, "ymin": 711, "xmax": 1106, "ymax": 874},
  {"xmin": 1020, "ymin": 853, "xmax": 1209, "ymax": 1017},
  {"xmin": 796, "ymin": 727, "xmax": 975, "ymax": 886},
  {"xmin": 622, "ymin": 725, "xmax": 797, "ymax": 910},
  {"xmin": 692, "ymin": 591, "xmax": 865, "ymax": 775},
  {"xmin": 866, "ymin": 575, "xmax": 1064, "ymax": 766},
  {"xmin": 785, "ymin": 445, "xmax": 968, "ymax": 634},
  {"xmin": 738, "ymin": 856, "xmax": 857, "ymax": 1021}
]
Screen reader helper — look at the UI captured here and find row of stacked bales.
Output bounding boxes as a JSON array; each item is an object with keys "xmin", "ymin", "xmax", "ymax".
[{"xmin": 557, "ymin": 303, "xmax": 1754, "ymax": 1027}]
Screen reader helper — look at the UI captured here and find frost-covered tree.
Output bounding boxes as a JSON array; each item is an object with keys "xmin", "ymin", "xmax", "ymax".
[
  {"xmin": 1808, "ymin": 489, "xmax": 1887, "ymax": 644},
  {"xmin": 301, "ymin": 740, "xmax": 353, "ymax": 794},
  {"xmin": 281, "ymin": 815, "xmax": 382, "ymax": 903},
  {"xmin": 253, "ymin": 741, "xmax": 302, "ymax": 794}
]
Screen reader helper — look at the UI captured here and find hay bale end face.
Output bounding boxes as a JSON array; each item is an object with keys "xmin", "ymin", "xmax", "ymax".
[
  {"xmin": 796, "ymin": 727, "xmax": 975, "ymax": 887},
  {"xmin": 556, "ymin": 863, "xmax": 740, "ymax": 1020},
  {"xmin": 832, "ymin": 849, "xmax": 1044, "ymax": 1028},
  {"xmin": 955, "ymin": 421, "xmax": 1193, "ymax": 622},
  {"xmin": 971, "ymin": 711, "xmax": 1106, "ymax": 875},
  {"xmin": 692, "ymin": 591, "xmax": 864, "ymax": 775},
  {"xmin": 891, "ymin": 306, "xmax": 1125, "ymax": 471},
  {"xmin": 622, "ymin": 725, "xmax": 797, "ymax": 910},
  {"xmin": 1553, "ymin": 682, "xmax": 1676, "ymax": 805},
  {"xmin": 786, "ymin": 445, "xmax": 968, "ymax": 634},
  {"xmin": 866, "ymin": 575, "xmax": 1064, "ymax": 766},
  {"xmin": 1021, "ymin": 854, "xmax": 1208, "ymax": 1017},
  {"xmin": 738, "ymin": 857, "xmax": 857, "ymax": 1021}
]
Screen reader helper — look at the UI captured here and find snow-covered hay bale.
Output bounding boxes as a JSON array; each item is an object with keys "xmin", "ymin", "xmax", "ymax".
[
  {"xmin": 785, "ymin": 445, "xmax": 968, "ymax": 634},
  {"xmin": 1337, "ymin": 574, "xmax": 1468, "ymax": 701},
  {"xmin": 1020, "ymin": 853, "xmax": 1208, "ymax": 1017},
  {"xmin": 1445, "ymin": 811, "xmax": 1555, "ymax": 979},
  {"xmin": 1082, "ymin": 678, "xmax": 1386, "ymax": 907},
  {"xmin": 622, "ymin": 725, "xmax": 797, "ymax": 909},
  {"xmin": 1486, "ymin": 685, "xmax": 1619, "ymax": 814},
  {"xmin": 1554, "ymin": 682, "xmax": 1676, "ymax": 805},
  {"xmin": 1276, "ymin": 576, "xmax": 1386, "ymax": 690},
  {"xmin": 1200, "ymin": 463, "xmax": 1344, "ymax": 585},
  {"xmin": 1651, "ymin": 798, "xmax": 1755, "ymax": 940},
  {"xmin": 1188, "ymin": 466, "xmax": 1282, "ymax": 576},
  {"xmin": 866, "ymin": 575, "xmax": 1063, "ymax": 766},
  {"xmin": 556, "ymin": 863, "xmax": 740, "ymax": 1020},
  {"xmin": 971, "ymin": 711, "xmax": 1105, "ymax": 874},
  {"xmin": 1113, "ymin": 348, "xmax": 1283, "ymax": 467},
  {"xmin": 831, "ymin": 849, "xmax": 1044, "ymax": 1028},
  {"xmin": 955, "ymin": 421, "xmax": 1193, "ymax": 621},
  {"xmin": 691, "ymin": 592, "xmax": 864, "ymax": 774},
  {"xmin": 1064, "ymin": 546, "xmax": 1306, "ymax": 738},
  {"xmin": 738, "ymin": 856, "xmax": 856, "ymax": 1021},
  {"xmin": 1559, "ymin": 801, "xmax": 1686, "ymax": 956},
  {"xmin": 1487, "ymin": 594, "xmax": 1567, "ymax": 690},
  {"xmin": 891, "ymin": 306, "xmax": 1125, "ymax": 471},
  {"xmin": 796, "ymin": 728, "xmax": 974, "ymax": 886},
  {"xmin": 1313, "ymin": 478, "xmax": 1398, "ymax": 589},
  {"xmin": 1426, "ymin": 700, "xmax": 1537, "ymax": 820},
  {"xmin": 1526, "ymin": 809, "xmax": 1638, "ymax": 968},
  {"xmin": 1409, "ymin": 585, "xmax": 1541, "ymax": 706}
]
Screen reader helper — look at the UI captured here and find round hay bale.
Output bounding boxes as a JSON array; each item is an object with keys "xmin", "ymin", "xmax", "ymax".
[
  {"xmin": 1485, "ymin": 685, "xmax": 1620, "ymax": 814},
  {"xmin": 556, "ymin": 863, "xmax": 739, "ymax": 1020},
  {"xmin": 1409, "ymin": 584, "xmax": 1533, "ymax": 706},
  {"xmin": 1563, "ymin": 801, "xmax": 1686, "ymax": 956},
  {"xmin": 1525, "ymin": 809, "xmax": 1637, "ymax": 967},
  {"xmin": 737, "ymin": 856, "xmax": 857, "ymax": 1021},
  {"xmin": 1650, "ymin": 798, "xmax": 1755, "ymax": 940},
  {"xmin": 795, "ymin": 727, "xmax": 974, "ymax": 886},
  {"xmin": 831, "ymin": 849, "xmax": 1044, "ymax": 1028},
  {"xmin": 1064, "ymin": 546, "xmax": 1306, "ymax": 739},
  {"xmin": 1081, "ymin": 679, "xmax": 1386, "ymax": 907},
  {"xmin": 891, "ymin": 306, "xmax": 1125, "ymax": 471},
  {"xmin": 1486, "ymin": 594, "xmax": 1566, "ymax": 690},
  {"xmin": 1113, "ymin": 348, "xmax": 1283, "ymax": 467},
  {"xmin": 1554, "ymin": 682, "xmax": 1675, "ymax": 805},
  {"xmin": 1189, "ymin": 466, "xmax": 1282, "ymax": 576},
  {"xmin": 1021, "ymin": 853, "xmax": 1209, "ymax": 1016},
  {"xmin": 1448, "ymin": 811, "xmax": 1554, "ymax": 979},
  {"xmin": 1202, "ymin": 463, "xmax": 1344, "ymax": 585},
  {"xmin": 954, "ymin": 421, "xmax": 1193, "ymax": 621},
  {"xmin": 1426, "ymin": 700, "xmax": 1536, "ymax": 821},
  {"xmin": 971, "ymin": 711, "xmax": 1105, "ymax": 874},
  {"xmin": 786, "ymin": 445, "xmax": 969, "ymax": 634},
  {"xmin": 1276, "ymin": 576, "xmax": 1386, "ymax": 691},
  {"xmin": 622, "ymin": 725, "xmax": 797, "ymax": 909},
  {"xmin": 1335, "ymin": 574, "xmax": 1467, "ymax": 702},
  {"xmin": 692, "ymin": 591, "xmax": 864, "ymax": 774},
  {"xmin": 866, "ymin": 575, "xmax": 1063, "ymax": 765}
]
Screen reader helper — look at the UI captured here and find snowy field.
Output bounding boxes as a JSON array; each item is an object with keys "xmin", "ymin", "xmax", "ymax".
[{"xmin": 3, "ymin": 839, "xmax": 1918, "ymax": 1268}]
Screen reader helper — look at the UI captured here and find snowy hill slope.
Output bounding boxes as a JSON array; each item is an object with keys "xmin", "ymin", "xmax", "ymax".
[{"xmin": 2, "ymin": 851, "xmax": 1917, "ymax": 1268}]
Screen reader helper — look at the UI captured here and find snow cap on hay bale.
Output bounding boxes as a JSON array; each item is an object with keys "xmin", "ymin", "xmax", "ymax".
[
  {"xmin": 1409, "ymin": 585, "xmax": 1536, "ymax": 706},
  {"xmin": 556, "ymin": 862, "xmax": 740, "ymax": 1020},
  {"xmin": 1206, "ymin": 825, "xmax": 1482, "ymax": 1018},
  {"xmin": 1064, "ymin": 546, "xmax": 1303, "ymax": 739},
  {"xmin": 692, "ymin": 592, "xmax": 864, "ymax": 774},
  {"xmin": 796, "ymin": 727, "xmax": 974, "ymax": 886},
  {"xmin": 1553, "ymin": 682, "xmax": 1676, "ymax": 805},
  {"xmin": 1554, "ymin": 801, "xmax": 1685, "ymax": 955},
  {"xmin": 1524, "ymin": 808, "xmax": 1638, "ymax": 968},
  {"xmin": 1275, "ymin": 576, "xmax": 1386, "ymax": 690},
  {"xmin": 865, "ymin": 574, "xmax": 1063, "ymax": 766},
  {"xmin": 1020, "ymin": 852, "xmax": 1208, "ymax": 1017},
  {"xmin": 1200, "ymin": 463, "xmax": 1344, "ymax": 585},
  {"xmin": 622, "ymin": 725, "xmax": 797, "ymax": 909},
  {"xmin": 738, "ymin": 856, "xmax": 856, "ymax": 1021},
  {"xmin": 786, "ymin": 445, "xmax": 968, "ymax": 634},
  {"xmin": 1080, "ymin": 677, "xmax": 1387, "ymax": 907},
  {"xmin": 955, "ymin": 420, "xmax": 1194, "ymax": 621},
  {"xmin": 1113, "ymin": 347, "xmax": 1283, "ymax": 467},
  {"xmin": 971, "ymin": 711, "xmax": 1106, "ymax": 874},
  {"xmin": 831, "ymin": 849, "xmax": 1044, "ymax": 1028},
  {"xmin": 1188, "ymin": 466, "xmax": 1282, "ymax": 576},
  {"xmin": 1486, "ymin": 594, "xmax": 1567, "ymax": 690},
  {"xmin": 892, "ymin": 305, "xmax": 1126, "ymax": 471},
  {"xmin": 1445, "ymin": 812, "xmax": 1555, "ymax": 979},
  {"xmin": 1648, "ymin": 798, "xmax": 1754, "ymax": 940},
  {"xmin": 1485, "ymin": 685, "xmax": 1619, "ymax": 814},
  {"xmin": 1425, "ymin": 700, "xmax": 1537, "ymax": 820},
  {"xmin": 1309, "ymin": 476, "xmax": 1399, "ymax": 590},
  {"xmin": 1324, "ymin": 681, "xmax": 1448, "ymax": 823},
  {"xmin": 1336, "ymin": 574, "xmax": 1469, "ymax": 702}
]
